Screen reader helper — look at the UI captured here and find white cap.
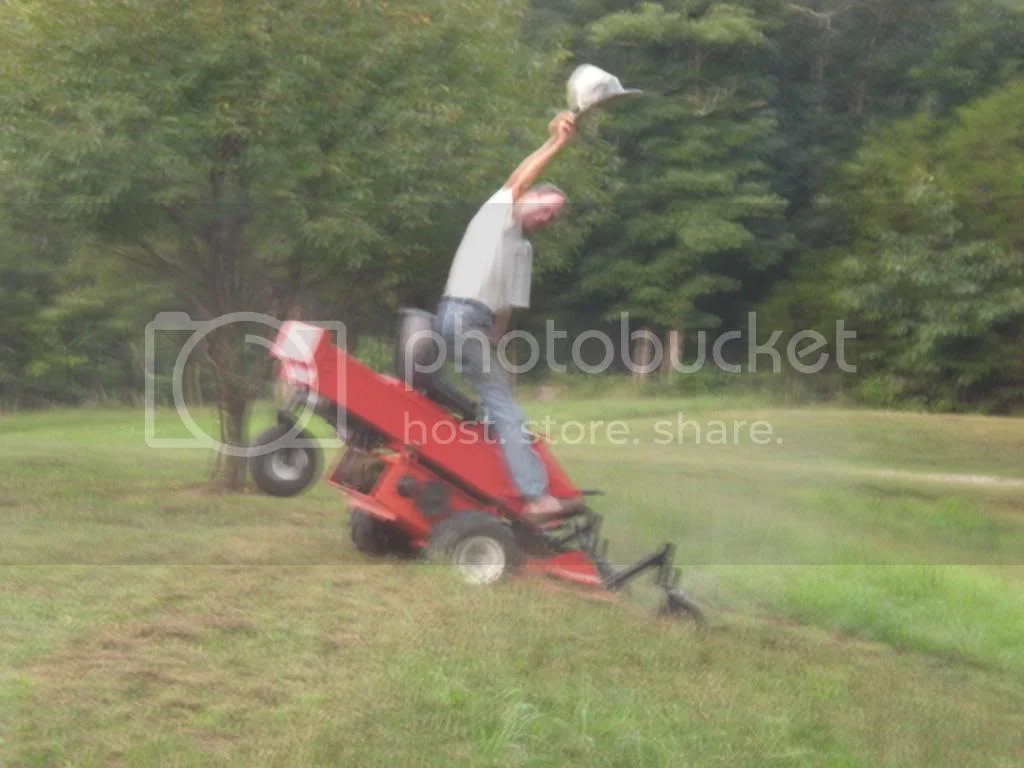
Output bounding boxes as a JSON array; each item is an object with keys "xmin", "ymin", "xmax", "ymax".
[{"xmin": 567, "ymin": 64, "xmax": 643, "ymax": 115}]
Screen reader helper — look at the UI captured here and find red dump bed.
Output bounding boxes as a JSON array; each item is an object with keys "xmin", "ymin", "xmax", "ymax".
[{"xmin": 270, "ymin": 321, "xmax": 579, "ymax": 507}]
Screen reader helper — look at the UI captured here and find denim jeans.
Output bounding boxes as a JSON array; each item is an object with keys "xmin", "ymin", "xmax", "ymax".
[{"xmin": 434, "ymin": 298, "xmax": 548, "ymax": 500}]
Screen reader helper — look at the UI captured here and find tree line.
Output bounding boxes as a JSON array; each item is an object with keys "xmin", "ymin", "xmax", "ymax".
[{"xmin": 1, "ymin": 0, "xmax": 1022, "ymax": 481}]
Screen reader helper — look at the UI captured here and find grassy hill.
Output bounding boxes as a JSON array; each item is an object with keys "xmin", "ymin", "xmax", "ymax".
[{"xmin": 2, "ymin": 398, "xmax": 1023, "ymax": 766}]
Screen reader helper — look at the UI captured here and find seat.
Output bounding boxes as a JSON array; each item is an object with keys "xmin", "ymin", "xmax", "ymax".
[{"xmin": 394, "ymin": 309, "xmax": 480, "ymax": 422}]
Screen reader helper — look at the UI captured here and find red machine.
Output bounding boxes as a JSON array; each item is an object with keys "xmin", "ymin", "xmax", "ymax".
[{"xmin": 249, "ymin": 311, "xmax": 702, "ymax": 620}]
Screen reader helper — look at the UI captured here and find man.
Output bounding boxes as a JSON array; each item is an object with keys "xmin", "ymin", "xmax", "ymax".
[{"xmin": 435, "ymin": 111, "xmax": 580, "ymax": 522}]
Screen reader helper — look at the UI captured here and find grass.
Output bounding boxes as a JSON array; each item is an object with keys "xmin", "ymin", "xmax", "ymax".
[{"xmin": 1, "ymin": 397, "xmax": 1023, "ymax": 766}]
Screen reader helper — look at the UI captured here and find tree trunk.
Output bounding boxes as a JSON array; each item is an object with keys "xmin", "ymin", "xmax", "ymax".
[
  {"xmin": 633, "ymin": 331, "xmax": 654, "ymax": 386},
  {"xmin": 120, "ymin": 341, "xmax": 137, "ymax": 404},
  {"xmin": 850, "ymin": 80, "xmax": 866, "ymax": 117},
  {"xmin": 345, "ymin": 326, "xmax": 359, "ymax": 356},
  {"xmin": 660, "ymin": 328, "xmax": 682, "ymax": 377},
  {"xmin": 204, "ymin": 323, "xmax": 251, "ymax": 491},
  {"xmin": 220, "ymin": 392, "xmax": 248, "ymax": 491},
  {"xmin": 184, "ymin": 357, "xmax": 196, "ymax": 406},
  {"xmin": 195, "ymin": 362, "xmax": 204, "ymax": 408},
  {"xmin": 813, "ymin": 53, "xmax": 826, "ymax": 85}
]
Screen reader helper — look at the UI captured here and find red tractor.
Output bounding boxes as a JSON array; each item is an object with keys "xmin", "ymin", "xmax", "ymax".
[{"xmin": 248, "ymin": 311, "xmax": 703, "ymax": 621}]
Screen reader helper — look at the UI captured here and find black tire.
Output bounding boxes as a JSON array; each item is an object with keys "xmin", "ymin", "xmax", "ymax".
[
  {"xmin": 248, "ymin": 423, "xmax": 321, "ymax": 497},
  {"xmin": 427, "ymin": 511, "xmax": 524, "ymax": 585},
  {"xmin": 350, "ymin": 509, "xmax": 416, "ymax": 558}
]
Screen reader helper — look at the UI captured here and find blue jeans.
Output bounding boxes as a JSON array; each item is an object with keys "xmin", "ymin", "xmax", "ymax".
[{"xmin": 435, "ymin": 298, "xmax": 548, "ymax": 500}]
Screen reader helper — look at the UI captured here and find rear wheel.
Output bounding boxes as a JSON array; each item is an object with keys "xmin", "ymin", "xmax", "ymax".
[
  {"xmin": 249, "ymin": 423, "xmax": 321, "ymax": 497},
  {"xmin": 427, "ymin": 512, "xmax": 523, "ymax": 585}
]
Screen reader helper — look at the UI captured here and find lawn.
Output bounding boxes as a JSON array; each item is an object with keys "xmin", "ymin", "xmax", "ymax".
[{"xmin": 1, "ymin": 397, "xmax": 1023, "ymax": 767}]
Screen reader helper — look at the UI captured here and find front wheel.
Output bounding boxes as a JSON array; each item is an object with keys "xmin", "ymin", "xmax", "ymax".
[
  {"xmin": 427, "ymin": 512, "xmax": 524, "ymax": 585},
  {"xmin": 249, "ymin": 423, "xmax": 321, "ymax": 497}
]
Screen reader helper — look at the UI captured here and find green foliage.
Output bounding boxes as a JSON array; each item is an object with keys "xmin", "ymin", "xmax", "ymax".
[
  {"xmin": 773, "ymin": 80, "xmax": 1024, "ymax": 411},
  {"xmin": 558, "ymin": 1, "xmax": 789, "ymax": 332},
  {"xmin": 1, "ymin": 0, "xmax": 1023, "ymax": 411},
  {"xmin": 0, "ymin": 229, "xmax": 175, "ymax": 406},
  {"xmin": 940, "ymin": 80, "xmax": 1024, "ymax": 247},
  {"xmin": 0, "ymin": 0, "xmax": 573, "ymax": 307},
  {"xmin": 0, "ymin": 0, "xmax": 614, "ymax": 422},
  {"xmin": 913, "ymin": 0, "xmax": 1024, "ymax": 116},
  {"xmin": 0, "ymin": 228, "xmax": 62, "ymax": 405}
]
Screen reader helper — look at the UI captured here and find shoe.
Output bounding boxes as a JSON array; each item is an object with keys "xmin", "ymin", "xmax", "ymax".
[{"xmin": 523, "ymin": 495, "xmax": 586, "ymax": 525}]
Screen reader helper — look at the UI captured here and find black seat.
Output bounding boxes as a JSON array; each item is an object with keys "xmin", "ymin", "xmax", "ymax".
[{"xmin": 395, "ymin": 309, "xmax": 480, "ymax": 422}]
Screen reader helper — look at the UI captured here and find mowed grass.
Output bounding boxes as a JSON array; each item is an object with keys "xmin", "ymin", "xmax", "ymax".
[{"xmin": 1, "ymin": 398, "xmax": 1023, "ymax": 767}]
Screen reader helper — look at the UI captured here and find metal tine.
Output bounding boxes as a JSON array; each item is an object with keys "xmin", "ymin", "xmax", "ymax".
[
  {"xmin": 580, "ymin": 525, "xmax": 595, "ymax": 552},
  {"xmin": 660, "ymin": 542, "xmax": 676, "ymax": 584},
  {"xmin": 657, "ymin": 559, "xmax": 673, "ymax": 587}
]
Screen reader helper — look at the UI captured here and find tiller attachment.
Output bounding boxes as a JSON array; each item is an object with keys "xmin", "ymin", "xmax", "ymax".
[{"xmin": 518, "ymin": 508, "xmax": 705, "ymax": 623}]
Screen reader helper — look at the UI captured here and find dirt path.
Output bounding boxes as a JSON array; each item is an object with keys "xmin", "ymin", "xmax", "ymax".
[
  {"xmin": 600, "ymin": 451, "xmax": 1024, "ymax": 490},
  {"xmin": 856, "ymin": 467, "xmax": 1024, "ymax": 490}
]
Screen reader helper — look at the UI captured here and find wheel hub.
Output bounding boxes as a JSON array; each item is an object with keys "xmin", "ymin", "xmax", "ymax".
[
  {"xmin": 268, "ymin": 448, "xmax": 308, "ymax": 482},
  {"xmin": 452, "ymin": 536, "xmax": 506, "ymax": 585}
]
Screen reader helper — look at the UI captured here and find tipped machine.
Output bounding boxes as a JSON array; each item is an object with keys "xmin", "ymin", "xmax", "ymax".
[{"xmin": 248, "ymin": 66, "xmax": 702, "ymax": 622}]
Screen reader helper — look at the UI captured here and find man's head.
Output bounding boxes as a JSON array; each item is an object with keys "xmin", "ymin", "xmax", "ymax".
[{"xmin": 516, "ymin": 183, "xmax": 567, "ymax": 232}]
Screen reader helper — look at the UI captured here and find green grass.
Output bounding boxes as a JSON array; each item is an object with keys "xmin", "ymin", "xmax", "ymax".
[{"xmin": 1, "ymin": 398, "xmax": 1023, "ymax": 766}]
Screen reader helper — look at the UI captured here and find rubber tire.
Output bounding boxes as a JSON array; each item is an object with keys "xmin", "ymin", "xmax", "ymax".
[
  {"xmin": 350, "ymin": 509, "xmax": 415, "ymax": 558},
  {"xmin": 427, "ymin": 511, "xmax": 524, "ymax": 585},
  {"xmin": 249, "ymin": 423, "xmax": 321, "ymax": 497}
]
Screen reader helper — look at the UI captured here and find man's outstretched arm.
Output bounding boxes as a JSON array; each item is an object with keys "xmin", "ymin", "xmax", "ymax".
[{"xmin": 503, "ymin": 112, "xmax": 575, "ymax": 201}]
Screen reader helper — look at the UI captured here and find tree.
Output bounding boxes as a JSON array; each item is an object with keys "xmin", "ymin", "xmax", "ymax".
[
  {"xmin": 912, "ymin": 0, "xmax": 1024, "ymax": 117},
  {"xmin": 0, "ymin": 220, "xmax": 65, "ymax": 406},
  {"xmin": 559, "ymin": 2, "xmax": 789, "ymax": 375},
  {"xmin": 939, "ymin": 80, "xmax": 1024, "ymax": 249},
  {"xmin": 0, "ymin": 0, "xmax": 598, "ymax": 486},
  {"xmin": 751, "ymin": 0, "xmax": 1024, "ymax": 408},
  {"xmin": 773, "ymin": 90, "xmax": 1024, "ymax": 410}
]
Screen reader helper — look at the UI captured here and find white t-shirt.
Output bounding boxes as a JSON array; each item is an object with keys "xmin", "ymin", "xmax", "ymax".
[{"xmin": 444, "ymin": 187, "xmax": 533, "ymax": 313}]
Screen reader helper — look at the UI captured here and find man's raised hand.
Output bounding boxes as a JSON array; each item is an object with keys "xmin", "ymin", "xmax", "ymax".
[
  {"xmin": 548, "ymin": 111, "xmax": 576, "ymax": 145},
  {"xmin": 505, "ymin": 112, "xmax": 577, "ymax": 199}
]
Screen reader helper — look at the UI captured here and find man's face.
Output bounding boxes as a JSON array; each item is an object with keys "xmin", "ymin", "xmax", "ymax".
[{"xmin": 518, "ymin": 191, "xmax": 566, "ymax": 232}]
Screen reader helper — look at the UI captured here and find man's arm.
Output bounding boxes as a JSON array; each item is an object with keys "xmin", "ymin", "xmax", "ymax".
[{"xmin": 503, "ymin": 112, "xmax": 576, "ymax": 201}]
